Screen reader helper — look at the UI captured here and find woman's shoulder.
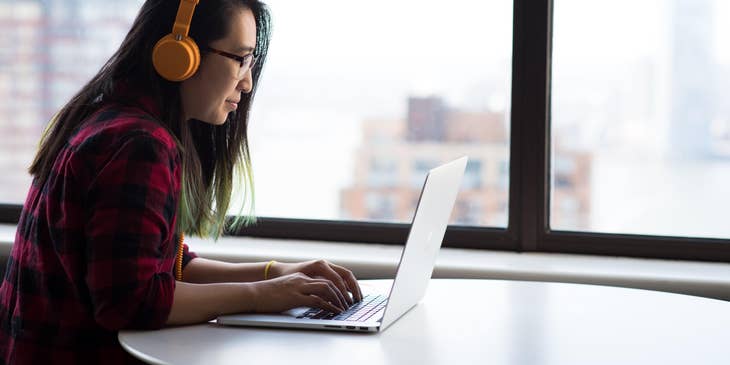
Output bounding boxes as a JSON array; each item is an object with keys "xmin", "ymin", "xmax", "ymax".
[{"xmin": 69, "ymin": 102, "xmax": 179, "ymax": 155}]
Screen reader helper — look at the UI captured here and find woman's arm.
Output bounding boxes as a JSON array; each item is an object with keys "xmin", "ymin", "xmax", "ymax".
[
  {"xmin": 182, "ymin": 257, "xmax": 269, "ymax": 283},
  {"xmin": 165, "ymin": 281, "xmax": 255, "ymax": 325},
  {"xmin": 165, "ymin": 273, "xmax": 348, "ymax": 326},
  {"xmin": 182, "ymin": 258, "xmax": 363, "ymax": 303}
]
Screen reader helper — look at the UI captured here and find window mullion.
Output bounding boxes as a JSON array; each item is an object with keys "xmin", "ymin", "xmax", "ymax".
[{"xmin": 509, "ymin": 0, "xmax": 552, "ymax": 252}]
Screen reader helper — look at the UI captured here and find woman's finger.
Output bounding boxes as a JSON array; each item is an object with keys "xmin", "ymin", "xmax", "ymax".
[
  {"xmin": 319, "ymin": 277, "xmax": 350, "ymax": 308},
  {"xmin": 331, "ymin": 264, "xmax": 363, "ymax": 302},
  {"xmin": 305, "ymin": 295, "xmax": 343, "ymax": 314},
  {"xmin": 318, "ymin": 264, "xmax": 354, "ymax": 306},
  {"xmin": 293, "ymin": 272, "xmax": 347, "ymax": 309},
  {"xmin": 305, "ymin": 281, "xmax": 346, "ymax": 311}
]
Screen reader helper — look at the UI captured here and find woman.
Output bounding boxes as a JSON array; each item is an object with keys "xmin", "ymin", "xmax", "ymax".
[{"xmin": 0, "ymin": 0, "xmax": 362, "ymax": 363}]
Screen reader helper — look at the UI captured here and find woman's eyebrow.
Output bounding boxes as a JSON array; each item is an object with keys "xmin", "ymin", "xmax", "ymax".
[{"xmin": 236, "ymin": 46, "xmax": 256, "ymax": 53}]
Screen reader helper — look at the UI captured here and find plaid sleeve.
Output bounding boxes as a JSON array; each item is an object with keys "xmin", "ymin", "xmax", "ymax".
[
  {"xmin": 173, "ymin": 233, "xmax": 197, "ymax": 269},
  {"xmin": 182, "ymin": 243, "xmax": 198, "ymax": 268},
  {"xmin": 83, "ymin": 133, "xmax": 179, "ymax": 331}
]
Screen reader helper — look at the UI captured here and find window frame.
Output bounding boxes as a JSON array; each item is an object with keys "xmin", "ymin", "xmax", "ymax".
[{"xmin": 2, "ymin": 0, "xmax": 730, "ymax": 262}]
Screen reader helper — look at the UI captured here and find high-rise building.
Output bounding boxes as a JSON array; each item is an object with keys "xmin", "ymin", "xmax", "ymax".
[
  {"xmin": 669, "ymin": 0, "xmax": 715, "ymax": 159},
  {"xmin": 406, "ymin": 96, "xmax": 447, "ymax": 142},
  {"xmin": 0, "ymin": 1, "xmax": 44, "ymax": 202},
  {"xmin": 0, "ymin": 0, "xmax": 139, "ymax": 202}
]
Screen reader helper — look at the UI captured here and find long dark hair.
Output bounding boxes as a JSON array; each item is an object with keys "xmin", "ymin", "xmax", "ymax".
[{"xmin": 29, "ymin": 0, "xmax": 272, "ymax": 238}]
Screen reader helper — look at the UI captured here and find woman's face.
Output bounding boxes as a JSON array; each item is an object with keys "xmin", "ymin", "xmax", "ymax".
[{"xmin": 180, "ymin": 7, "xmax": 257, "ymax": 125}]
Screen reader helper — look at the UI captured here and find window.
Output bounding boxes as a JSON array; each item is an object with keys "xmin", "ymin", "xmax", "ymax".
[
  {"xmin": 463, "ymin": 161, "xmax": 483, "ymax": 190},
  {"xmin": 2, "ymin": 0, "xmax": 729, "ymax": 262},
  {"xmin": 551, "ymin": 0, "xmax": 730, "ymax": 239},
  {"xmin": 365, "ymin": 192, "xmax": 397, "ymax": 221},
  {"xmin": 411, "ymin": 160, "xmax": 435, "ymax": 189},
  {"xmin": 246, "ymin": 0, "xmax": 513, "ymax": 228}
]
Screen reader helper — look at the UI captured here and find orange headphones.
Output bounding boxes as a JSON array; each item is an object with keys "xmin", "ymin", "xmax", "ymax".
[{"xmin": 152, "ymin": 0, "xmax": 201, "ymax": 81}]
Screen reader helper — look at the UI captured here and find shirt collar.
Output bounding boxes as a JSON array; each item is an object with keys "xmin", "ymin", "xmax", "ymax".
[{"xmin": 109, "ymin": 80, "xmax": 163, "ymax": 121}]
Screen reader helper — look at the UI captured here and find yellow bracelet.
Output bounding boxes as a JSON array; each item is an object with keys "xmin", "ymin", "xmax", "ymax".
[
  {"xmin": 175, "ymin": 233, "xmax": 185, "ymax": 281},
  {"xmin": 264, "ymin": 260, "xmax": 276, "ymax": 280}
]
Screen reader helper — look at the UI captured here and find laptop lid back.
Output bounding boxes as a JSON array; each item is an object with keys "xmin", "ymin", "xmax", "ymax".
[{"xmin": 379, "ymin": 156, "xmax": 467, "ymax": 331}]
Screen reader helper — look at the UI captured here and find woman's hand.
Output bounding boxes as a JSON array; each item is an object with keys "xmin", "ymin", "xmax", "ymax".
[
  {"xmin": 270, "ymin": 260, "xmax": 363, "ymax": 305},
  {"xmin": 251, "ymin": 272, "xmax": 349, "ymax": 314}
]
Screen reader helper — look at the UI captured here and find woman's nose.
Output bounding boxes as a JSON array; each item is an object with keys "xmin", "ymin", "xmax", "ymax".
[{"xmin": 238, "ymin": 68, "xmax": 253, "ymax": 94}]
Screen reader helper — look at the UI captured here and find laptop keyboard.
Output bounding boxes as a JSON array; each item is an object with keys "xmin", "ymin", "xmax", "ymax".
[{"xmin": 296, "ymin": 294, "xmax": 387, "ymax": 322}]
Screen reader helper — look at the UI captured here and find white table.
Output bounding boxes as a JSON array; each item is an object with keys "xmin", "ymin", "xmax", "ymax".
[{"xmin": 119, "ymin": 279, "xmax": 730, "ymax": 365}]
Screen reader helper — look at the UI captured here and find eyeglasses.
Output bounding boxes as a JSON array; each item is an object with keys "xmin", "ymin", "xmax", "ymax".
[{"xmin": 201, "ymin": 45, "xmax": 257, "ymax": 80}]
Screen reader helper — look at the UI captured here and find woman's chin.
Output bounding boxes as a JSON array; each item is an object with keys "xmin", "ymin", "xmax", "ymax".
[{"xmin": 195, "ymin": 114, "xmax": 229, "ymax": 126}]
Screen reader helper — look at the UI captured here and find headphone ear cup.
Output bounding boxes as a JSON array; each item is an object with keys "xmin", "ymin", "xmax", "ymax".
[{"xmin": 152, "ymin": 34, "xmax": 201, "ymax": 81}]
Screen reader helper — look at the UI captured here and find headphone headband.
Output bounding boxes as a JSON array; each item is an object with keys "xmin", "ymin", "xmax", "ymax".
[{"xmin": 172, "ymin": 0, "xmax": 199, "ymax": 38}]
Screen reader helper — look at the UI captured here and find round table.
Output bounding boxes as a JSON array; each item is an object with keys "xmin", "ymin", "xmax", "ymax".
[{"xmin": 119, "ymin": 279, "xmax": 730, "ymax": 365}]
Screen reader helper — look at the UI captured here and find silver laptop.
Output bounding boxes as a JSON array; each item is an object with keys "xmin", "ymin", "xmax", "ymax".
[{"xmin": 216, "ymin": 156, "xmax": 468, "ymax": 333}]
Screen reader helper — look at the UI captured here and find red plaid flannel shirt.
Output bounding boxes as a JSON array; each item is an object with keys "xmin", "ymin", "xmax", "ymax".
[{"xmin": 0, "ymin": 87, "xmax": 197, "ymax": 364}]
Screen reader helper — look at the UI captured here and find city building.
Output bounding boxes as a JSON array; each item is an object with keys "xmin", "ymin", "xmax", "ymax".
[
  {"xmin": 0, "ymin": 1, "xmax": 44, "ymax": 202},
  {"xmin": 0, "ymin": 0, "xmax": 139, "ymax": 201},
  {"xmin": 669, "ymin": 0, "xmax": 715, "ymax": 159},
  {"xmin": 340, "ymin": 96, "xmax": 592, "ymax": 228}
]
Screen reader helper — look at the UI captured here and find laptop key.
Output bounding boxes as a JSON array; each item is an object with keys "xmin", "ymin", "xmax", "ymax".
[
  {"xmin": 358, "ymin": 307, "xmax": 385, "ymax": 321},
  {"xmin": 360, "ymin": 308, "xmax": 384, "ymax": 321},
  {"xmin": 312, "ymin": 311, "xmax": 332, "ymax": 319},
  {"xmin": 295, "ymin": 294, "xmax": 387, "ymax": 321},
  {"xmin": 349, "ymin": 303, "xmax": 386, "ymax": 321}
]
